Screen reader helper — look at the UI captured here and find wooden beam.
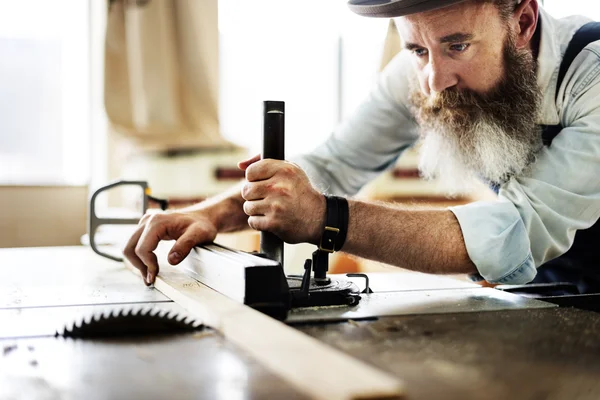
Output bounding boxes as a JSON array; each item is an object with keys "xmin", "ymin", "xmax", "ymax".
[{"xmin": 125, "ymin": 242, "xmax": 404, "ymax": 400}]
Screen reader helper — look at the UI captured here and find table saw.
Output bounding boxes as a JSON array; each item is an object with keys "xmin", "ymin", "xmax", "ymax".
[
  {"xmin": 4, "ymin": 101, "xmax": 600, "ymax": 399},
  {"xmin": 2, "ymin": 245, "xmax": 600, "ymax": 400}
]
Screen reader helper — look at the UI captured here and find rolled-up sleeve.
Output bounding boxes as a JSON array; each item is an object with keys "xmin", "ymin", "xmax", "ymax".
[
  {"xmin": 450, "ymin": 76, "xmax": 600, "ymax": 284},
  {"xmin": 450, "ymin": 201, "xmax": 537, "ymax": 284}
]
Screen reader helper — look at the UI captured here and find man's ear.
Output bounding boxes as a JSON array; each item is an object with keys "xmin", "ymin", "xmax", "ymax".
[{"xmin": 512, "ymin": 0, "xmax": 539, "ymax": 49}]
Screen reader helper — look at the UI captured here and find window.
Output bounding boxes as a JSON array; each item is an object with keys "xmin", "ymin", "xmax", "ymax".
[
  {"xmin": 218, "ymin": 0, "xmax": 388, "ymax": 158},
  {"xmin": 544, "ymin": 0, "xmax": 600, "ymax": 20},
  {"xmin": 0, "ymin": 0, "xmax": 91, "ymax": 185}
]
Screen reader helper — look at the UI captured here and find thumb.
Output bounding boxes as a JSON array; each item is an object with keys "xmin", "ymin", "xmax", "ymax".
[{"xmin": 238, "ymin": 154, "xmax": 261, "ymax": 171}]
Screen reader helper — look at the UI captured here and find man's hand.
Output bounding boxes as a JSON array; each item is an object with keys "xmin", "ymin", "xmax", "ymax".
[
  {"xmin": 239, "ymin": 155, "xmax": 326, "ymax": 244},
  {"xmin": 123, "ymin": 211, "xmax": 217, "ymax": 286}
]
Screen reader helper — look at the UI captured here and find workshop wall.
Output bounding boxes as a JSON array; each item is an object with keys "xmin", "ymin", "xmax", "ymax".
[{"xmin": 0, "ymin": 186, "xmax": 87, "ymax": 248}]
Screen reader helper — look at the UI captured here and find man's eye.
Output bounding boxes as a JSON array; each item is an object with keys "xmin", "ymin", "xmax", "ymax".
[
  {"xmin": 450, "ymin": 43, "xmax": 470, "ymax": 52},
  {"xmin": 413, "ymin": 48, "xmax": 428, "ymax": 57}
]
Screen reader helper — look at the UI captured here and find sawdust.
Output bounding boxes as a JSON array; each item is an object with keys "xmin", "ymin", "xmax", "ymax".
[
  {"xmin": 364, "ymin": 324, "xmax": 383, "ymax": 338},
  {"xmin": 347, "ymin": 319, "xmax": 361, "ymax": 327},
  {"xmin": 192, "ymin": 331, "xmax": 215, "ymax": 340},
  {"xmin": 291, "ymin": 304, "xmax": 348, "ymax": 313},
  {"xmin": 424, "ymin": 358, "xmax": 482, "ymax": 382}
]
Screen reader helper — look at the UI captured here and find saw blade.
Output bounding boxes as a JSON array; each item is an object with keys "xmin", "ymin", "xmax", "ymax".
[{"xmin": 56, "ymin": 306, "xmax": 204, "ymax": 339}]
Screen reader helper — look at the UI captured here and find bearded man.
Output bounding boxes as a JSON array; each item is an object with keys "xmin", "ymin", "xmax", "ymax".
[{"xmin": 124, "ymin": 0, "xmax": 600, "ymax": 294}]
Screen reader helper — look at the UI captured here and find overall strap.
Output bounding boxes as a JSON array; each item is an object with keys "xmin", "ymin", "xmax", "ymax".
[{"xmin": 542, "ymin": 21, "xmax": 600, "ymax": 146}]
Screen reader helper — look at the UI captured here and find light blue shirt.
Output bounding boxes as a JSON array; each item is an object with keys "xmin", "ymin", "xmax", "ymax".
[{"xmin": 294, "ymin": 8, "xmax": 600, "ymax": 284}]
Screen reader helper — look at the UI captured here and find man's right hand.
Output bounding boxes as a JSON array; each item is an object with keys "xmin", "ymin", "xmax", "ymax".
[{"xmin": 123, "ymin": 211, "xmax": 218, "ymax": 286}]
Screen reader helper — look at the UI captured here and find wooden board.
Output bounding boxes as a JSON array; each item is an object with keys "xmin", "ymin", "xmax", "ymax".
[{"xmin": 125, "ymin": 242, "xmax": 405, "ymax": 400}]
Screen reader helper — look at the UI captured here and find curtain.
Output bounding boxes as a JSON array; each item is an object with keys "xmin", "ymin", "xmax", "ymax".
[
  {"xmin": 380, "ymin": 19, "xmax": 402, "ymax": 71},
  {"xmin": 104, "ymin": 0, "xmax": 233, "ymax": 151}
]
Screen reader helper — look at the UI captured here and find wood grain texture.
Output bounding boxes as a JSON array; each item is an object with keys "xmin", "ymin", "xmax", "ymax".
[{"xmin": 125, "ymin": 242, "xmax": 405, "ymax": 400}]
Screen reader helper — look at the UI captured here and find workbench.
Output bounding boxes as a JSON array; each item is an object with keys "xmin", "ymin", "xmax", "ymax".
[{"xmin": 2, "ymin": 246, "xmax": 600, "ymax": 399}]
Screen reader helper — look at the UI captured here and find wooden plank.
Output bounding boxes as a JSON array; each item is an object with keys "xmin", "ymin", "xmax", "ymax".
[{"xmin": 125, "ymin": 243, "xmax": 404, "ymax": 400}]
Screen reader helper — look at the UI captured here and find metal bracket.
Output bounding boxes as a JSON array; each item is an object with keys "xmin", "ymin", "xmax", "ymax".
[
  {"xmin": 346, "ymin": 273, "xmax": 374, "ymax": 294},
  {"xmin": 88, "ymin": 180, "xmax": 149, "ymax": 262}
]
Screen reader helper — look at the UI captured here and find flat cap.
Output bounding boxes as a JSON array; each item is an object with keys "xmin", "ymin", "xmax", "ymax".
[{"xmin": 347, "ymin": 0, "xmax": 470, "ymax": 18}]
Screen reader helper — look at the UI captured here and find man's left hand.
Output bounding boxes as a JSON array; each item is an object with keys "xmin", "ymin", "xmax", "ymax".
[{"xmin": 238, "ymin": 154, "xmax": 325, "ymax": 244}]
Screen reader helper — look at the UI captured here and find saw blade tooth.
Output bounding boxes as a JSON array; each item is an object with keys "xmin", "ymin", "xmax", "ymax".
[
  {"xmin": 140, "ymin": 307, "xmax": 152, "ymax": 317},
  {"xmin": 149, "ymin": 308, "xmax": 160, "ymax": 317},
  {"xmin": 136, "ymin": 307, "xmax": 147, "ymax": 316},
  {"xmin": 57, "ymin": 324, "xmax": 68, "ymax": 337},
  {"xmin": 68, "ymin": 325, "xmax": 80, "ymax": 337}
]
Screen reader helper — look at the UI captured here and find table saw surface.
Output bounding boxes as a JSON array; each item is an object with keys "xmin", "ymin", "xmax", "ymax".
[{"xmin": 2, "ymin": 246, "xmax": 600, "ymax": 400}]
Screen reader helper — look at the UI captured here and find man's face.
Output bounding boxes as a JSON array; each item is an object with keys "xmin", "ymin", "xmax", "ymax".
[
  {"xmin": 397, "ymin": 1, "xmax": 507, "ymax": 96},
  {"xmin": 396, "ymin": 1, "xmax": 543, "ymax": 193}
]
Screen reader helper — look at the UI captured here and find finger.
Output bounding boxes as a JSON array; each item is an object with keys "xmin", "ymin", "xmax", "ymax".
[
  {"xmin": 247, "ymin": 215, "xmax": 271, "ymax": 232},
  {"xmin": 123, "ymin": 224, "xmax": 150, "ymax": 285},
  {"xmin": 135, "ymin": 230, "xmax": 160, "ymax": 285},
  {"xmin": 238, "ymin": 154, "xmax": 261, "ymax": 171},
  {"xmin": 241, "ymin": 181, "xmax": 272, "ymax": 201},
  {"xmin": 245, "ymin": 159, "xmax": 282, "ymax": 182},
  {"xmin": 243, "ymin": 199, "xmax": 269, "ymax": 216},
  {"xmin": 142, "ymin": 252, "xmax": 159, "ymax": 285},
  {"xmin": 135, "ymin": 215, "xmax": 172, "ymax": 284},
  {"xmin": 168, "ymin": 225, "xmax": 210, "ymax": 265}
]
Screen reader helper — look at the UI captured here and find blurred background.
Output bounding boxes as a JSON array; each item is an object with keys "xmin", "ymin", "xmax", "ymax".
[{"xmin": 0, "ymin": 0, "xmax": 598, "ymax": 274}]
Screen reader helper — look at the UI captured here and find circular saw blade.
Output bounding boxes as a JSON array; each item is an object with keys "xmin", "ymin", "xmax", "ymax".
[{"xmin": 56, "ymin": 306, "xmax": 204, "ymax": 339}]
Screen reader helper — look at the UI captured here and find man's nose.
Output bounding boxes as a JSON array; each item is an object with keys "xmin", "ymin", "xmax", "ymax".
[{"xmin": 425, "ymin": 57, "xmax": 458, "ymax": 94}]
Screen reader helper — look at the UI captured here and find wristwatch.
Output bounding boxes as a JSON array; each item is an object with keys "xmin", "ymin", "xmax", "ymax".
[{"xmin": 318, "ymin": 195, "xmax": 349, "ymax": 253}]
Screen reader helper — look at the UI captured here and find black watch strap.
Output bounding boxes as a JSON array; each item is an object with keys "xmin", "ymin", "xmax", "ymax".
[
  {"xmin": 319, "ymin": 195, "xmax": 348, "ymax": 253},
  {"xmin": 336, "ymin": 196, "xmax": 348, "ymax": 251}
]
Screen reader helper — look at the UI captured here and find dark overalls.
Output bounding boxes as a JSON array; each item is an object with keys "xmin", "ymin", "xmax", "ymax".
[{"xmin": 509, "ymin": 22, "xmax": 600, "ymax": 294}]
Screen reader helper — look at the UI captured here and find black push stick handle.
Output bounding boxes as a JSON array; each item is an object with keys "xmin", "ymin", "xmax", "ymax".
[{"xmin": 260, "ymin": 101, "xmax": 285, "ymax": 266}]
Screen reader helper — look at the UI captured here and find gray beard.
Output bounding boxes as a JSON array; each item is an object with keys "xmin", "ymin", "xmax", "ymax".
[
  {"xmin": 411, "ymin": 33, "xmax": 543, "ymax": 195},
  {"xmin": 418, "ymin": 118, "xmax": 542, "ymax": 195}
]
